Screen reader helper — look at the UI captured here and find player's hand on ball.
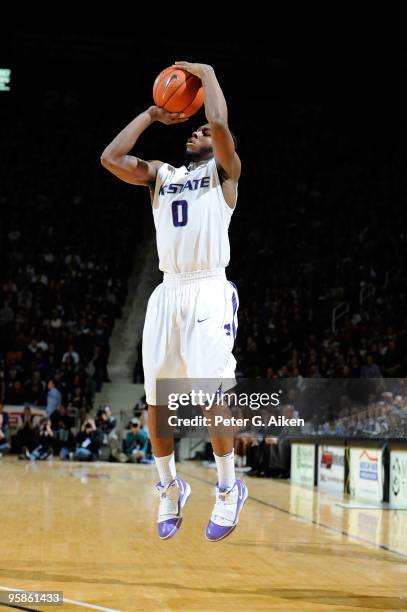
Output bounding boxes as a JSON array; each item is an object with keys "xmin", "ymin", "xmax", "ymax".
[
  {"xmin": 148, "ymin": 106, "xmax": 189, "ymax": 125},
  {"xmin": 172, "ymin": 61, "xmax": 211, "ymax": 78}
]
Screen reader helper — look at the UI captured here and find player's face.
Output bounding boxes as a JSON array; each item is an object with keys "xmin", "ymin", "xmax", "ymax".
[{"xmin": 185, "ymin": 124, "xmax": 213, "ymax": 162}]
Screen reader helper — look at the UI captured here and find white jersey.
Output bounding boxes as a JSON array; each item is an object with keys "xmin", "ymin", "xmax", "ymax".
[{"xmin": 151, "ymin": 157, "xmax": 236, "ymax": 273}]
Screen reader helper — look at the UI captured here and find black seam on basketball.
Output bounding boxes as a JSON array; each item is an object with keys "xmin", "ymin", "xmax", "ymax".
[
  {"xmin": 181, "ymin": 91, "xmax": 201, "ymax": 113},
  {"xmin": 181, "ymin": 75, "xmax": 200, "ymax": 112},
  {"xmin": 153, "ymin": 69, "xmax": 174, "ymax": 94},
  {"xmin": 164, "ymin": 73, "xmax": 195, "ymax": 108},
  {"xmin": 154, "ymin": 69, "xmax": 178, "ymax": 104}
]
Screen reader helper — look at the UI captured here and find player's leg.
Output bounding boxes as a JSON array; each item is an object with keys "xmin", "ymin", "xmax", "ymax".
[
  {"xmin": 148, "ymin": 403, "xmax": 174, "ymax": 481},
  {"xmin": 147, "ymin": 403, "xmax": 191, "ymax": 539},
  {"xmin": 142, "ymin": 283, "xmax": 191, "ymax": 539},
  {"xmin": 186, "ymin": 276, "xmax": 248, "ymax": 541},
  {"xmin": 204, "ymin": 402, "xmax": 235, "ymax": 486},
  {"xmin": 204, "ymin": 392, "xmax": 248, "ymax": 542}
]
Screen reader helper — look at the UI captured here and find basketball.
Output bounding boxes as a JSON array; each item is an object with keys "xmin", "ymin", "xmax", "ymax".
[{"xmin": 153, "ymin": 66, "xmax": 204, "ymax": 117}]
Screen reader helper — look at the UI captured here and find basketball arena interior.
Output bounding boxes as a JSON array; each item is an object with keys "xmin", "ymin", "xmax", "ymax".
[{"xmin": 1, "ymin": 34, "xmax": 407, "ymax": 611}]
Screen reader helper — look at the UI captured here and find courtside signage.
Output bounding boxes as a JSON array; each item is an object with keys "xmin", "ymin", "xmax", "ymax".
[
  {"xmin": 318, "ymin": 445, "xmax": 345, "ymax": 494},
  {"xmin": 291, "ymin": 443, "xmax": 315, "ymax": 487},
  {"xmin": 390, "ymin": 450, "xmax": 407, "ymax": 507},
  {"xmin": 349, "ymin": 447, "xmax": 383, "ymax": 503}
]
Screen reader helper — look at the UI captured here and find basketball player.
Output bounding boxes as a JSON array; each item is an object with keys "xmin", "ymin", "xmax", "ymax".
[{"xmin": 101, "ymin": 61, "xmax": 247, "ymax": 541}]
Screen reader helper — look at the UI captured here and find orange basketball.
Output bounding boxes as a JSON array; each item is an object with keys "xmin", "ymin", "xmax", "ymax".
[{"xmin": 153, "ymin": 67, "xmax": 204, "ymax": 118}]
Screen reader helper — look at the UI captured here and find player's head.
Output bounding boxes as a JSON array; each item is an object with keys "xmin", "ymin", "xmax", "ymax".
[
  {"xmin": 185, "ymin": 124, "xmax": 213, "ymax": 163},
  {"xmin": 184, "ymin": 123, "xmax": 237, "ymax": 164}
]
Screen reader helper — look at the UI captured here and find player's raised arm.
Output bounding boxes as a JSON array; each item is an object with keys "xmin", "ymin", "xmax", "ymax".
[
  {"xmin": 100, "ymin": 106, "xmax": 189, "ymax": 186},
  {"xmin": 173, "ymin": 62, "xmax": 241, "ymax": 182}
]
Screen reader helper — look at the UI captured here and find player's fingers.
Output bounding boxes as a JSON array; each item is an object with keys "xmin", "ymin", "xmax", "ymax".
[{"xmin": 170, "ymin": 117, "xmax": 189, "ymax": 124}]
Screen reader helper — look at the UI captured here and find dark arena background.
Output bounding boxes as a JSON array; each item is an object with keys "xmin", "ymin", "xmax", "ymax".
[{"xmin": 1, "ymin": 34, "xmax": 407, "ymax": 610}]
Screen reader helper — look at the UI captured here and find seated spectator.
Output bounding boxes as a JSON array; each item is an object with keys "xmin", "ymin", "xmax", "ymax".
[
  {"xmin": 74, "ymin": 419, "xmax": 102, "ymax": 461},
  {"xmin": 14, "ymin": 406, "xmax": 37, "ymax": 457},
  {"xmin": 96, "ymin": 405, "xmax": 119, "ymax": 460},
  {"xmin": 29, "ymin": 417, "xmax": 54, "ymax": 460},
  {"xmin": 123, "ymin": 418, "xmax": 150, "ymax": 463},
  {"xmin": 51, "ymin": 404, "xmax": 75, "ymax": 460},
  {"xmin": 97, "ymin": 405, "xmax": 116, "ymax": 435},
  {"xmin": 0, "ymin": 412, "xmax": 11, "ymax": 458}
]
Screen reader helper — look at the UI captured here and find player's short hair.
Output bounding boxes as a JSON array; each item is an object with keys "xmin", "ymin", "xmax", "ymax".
[{"xmin": 199, "ymin": 124, "xmax": 238, "ymax": 150}]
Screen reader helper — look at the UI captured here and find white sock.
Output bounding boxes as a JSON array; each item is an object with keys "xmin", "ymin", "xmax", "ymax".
[
  {"xmin": 214, "ymin": 450, "xmax": 236, "ymax": 490},
  {"xmin": 154, "ymin": 452, "xmax": 176, "ymax": 486}
]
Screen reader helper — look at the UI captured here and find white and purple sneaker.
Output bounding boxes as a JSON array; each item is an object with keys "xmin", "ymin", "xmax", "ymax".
[
  {"xmin": 205, "ymin": 479, "xmax": 248, "ymax": 542},
  {"xmin": 155, "ymin": 476, "xmax": 191, "ymax": 540}
]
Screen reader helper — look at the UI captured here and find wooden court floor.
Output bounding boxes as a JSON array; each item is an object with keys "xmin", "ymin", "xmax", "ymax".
[{"xmin": 1, "ymin": 457, "xmax": 407, "ymax": 611}]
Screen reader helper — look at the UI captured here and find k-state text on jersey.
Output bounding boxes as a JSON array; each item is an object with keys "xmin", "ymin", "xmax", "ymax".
[{"xmin": 159, "ymin": 176, "xmax": 210, "ymax": 196}]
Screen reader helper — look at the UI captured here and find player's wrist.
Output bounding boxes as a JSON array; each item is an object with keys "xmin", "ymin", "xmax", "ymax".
[
  {"xmin": 146, "ymin": 106, "xmax": 159, "ymax": 122},
  {"xmin": 198, "ymin": 64, "xmax": 214, "ymax": 81}
]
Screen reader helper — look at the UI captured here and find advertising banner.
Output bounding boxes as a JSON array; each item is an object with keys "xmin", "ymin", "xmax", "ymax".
[
  {"xmin": 318, "ymin": 445, "xmax": 345, "ymax": 494},
  {"xmin": 291, "ymin": 443, "xmax": 315, "ymax": 487},
  {"xmin": 349, "ymin": 447, "xmax": 383, "ymax": 503},
  {"xmin": 390, "ymin": 450, "xmax": 407, "ymax": 507}
]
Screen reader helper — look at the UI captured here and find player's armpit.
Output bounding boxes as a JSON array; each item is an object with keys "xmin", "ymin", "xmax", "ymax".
[{"xmin": 101, "ymin": 155, "xmax": 164, "ymax": 187}]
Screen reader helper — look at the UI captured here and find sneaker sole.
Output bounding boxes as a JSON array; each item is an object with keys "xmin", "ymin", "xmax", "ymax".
[
  {"xmin": 205, "ymin": 484, "xmax": 248, "ymax": 542},
  {"xmin": 159, "ymin": 483, "xmax": 191, "ymax": 541}
]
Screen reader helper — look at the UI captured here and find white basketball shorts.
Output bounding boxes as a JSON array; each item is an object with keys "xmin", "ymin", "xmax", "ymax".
[{"xmin": 142, "ymin": 268, "xmax": 239, "ymax": 406}]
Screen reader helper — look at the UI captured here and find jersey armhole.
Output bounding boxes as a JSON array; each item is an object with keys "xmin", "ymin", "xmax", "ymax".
[
  {"xmin": 213, "ymin": 158, "xmax": 237, "ymax": 214},
  {"xmin": 152, "ymin": 163, "xmax": 172, "ymax": 209}
]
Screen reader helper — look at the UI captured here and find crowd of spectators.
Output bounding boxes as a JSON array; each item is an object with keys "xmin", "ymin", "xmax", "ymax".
[
  {"xmin": 1, "ymin": 66, "xmax": 406, "ymax": 469},
  {"xmin": 0, "ymin": 401, "xmax": 151, "ymax": 463},
  {"xmin": 0, "ymin": 87, "xmax": 149, "ymax": 461},
  {"xmin": 228, "ymin": 103, "xmax": 407, "ymax": 383}
]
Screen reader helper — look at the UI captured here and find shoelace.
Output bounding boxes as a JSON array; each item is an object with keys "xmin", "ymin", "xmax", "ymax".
[
  {"xmin": 155, "ymin": 482, "xmax": 180, "ymax": 520},
  {"xmin": 212, "ymin": 487, "xmax": 237, "ymax": 524}
]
